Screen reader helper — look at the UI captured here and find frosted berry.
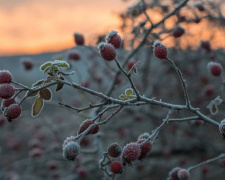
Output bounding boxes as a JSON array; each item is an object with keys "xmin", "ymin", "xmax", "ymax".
[
  {"xmin": 63, "ymin": 141, "xmax": 80, "ymax": 161},
  {"xmin": 74, "ymin": 33, "xmax": 85, "ymax": 45},
  {"xmin": 0, "ymin": 84, "xmax": 15, "ymax": 99},
  {"xmin": 77, "ymin": 119, "xmax": 99, "ymax": 135},
  {"xmin": 105, "ymin": 30, "xmax": 122, "ymax": 49},
  {"xmin": 219, "ymin": 119, "xmax": 225, "ymax": 139},
  {"xmin": 172, "ymin": 26, "xmax": 185, "ymax": 38},
  {"xmin": 168, "ymin": 167, "xmax": 181, "ymax": 180},
  {"xmin": 153, "ymin": 41, "xmax": 167, "ymax": 59},
  {"xmin": 177, "ymin": 169, "xmax": 190, "ymax": 180},
  {"xmin": 121, "ymin": 142, "xmax": 141, "ymax": 163},
  {"xmin": 0, "ymin": 70, "xmax": 12, "ymax": 84},
  {"xmin": 1, "ymin": 98, "xmax": 16, "ymax": 110},
  {"xmin": 62, "ymin": 136, "xmax": 76, "ymax": 148},
  {"xmin": 5, "ymin": 104, "xmax": 22, "ymax": 121},
  {"xmin": 110, "ymin": 161, "xmax": 124, "ymax": 174},
  {"xmin": 207, "ymin": 62, "xmax": 223, "ymax": 76},
  {"xmin": 98, "ymin": 43, "xmax": 116, "ymax": 61},
  {"xmin": 137, "ymin": 139, "xmax": 152, "ymax": 160},
  {"xmin": 68, "ymin": 51, "xmax": 80, "ymax": 61},
  {"xmin": 107, "ymin": 142, "xmax": 122, "ymax": 158},
  {"xmin": 78, "ymin": 168, "xmax": 88, "ymax": 177}
]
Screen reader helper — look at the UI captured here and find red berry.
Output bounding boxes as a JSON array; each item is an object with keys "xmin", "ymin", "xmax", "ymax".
[
  {"xmin": 98, "ymin": 43, "xmax": 116, "ymax": 61},
  {"xmin": 207, "ymin": 62, "xmax": 222, "ymax": 76},
  {"xmin": 28, "ymin": 138, "xmax": 42, "ymax": 149},
  {"xmin": 48, "ymin": 160, "xmax": 58, "ymax": 170},
  {"xmin": 137, "ymin": 139, "xmax": 152, "ymax": 160},
  {"xmin": 172, "ymin": 25, "xmax": 185, "ymax": 38},
  {"xmin": 29, "ymin": 148, "xmax": 43, "ymax": 158},
  {"xmin": 126, "ymin": 60, "xmax": 135, "ymax": 70},
  {"xmin": 205, "ymin": 85, "xmax": 214, "ymax": 97},
  {"xmin": 105, "ymin": 30, "xmax": 122, "ymax": 49},
  {"xmin": 177, "ymin": 169, "xmax": 190, "ymax": 180},
  {"xmin": 153, "ymin": 42, "xmax": 167, "ymax": 59},
  {"xmin": 74, "ymin": 33, "xmax": 85, "ymax": 45},
  {"xmin": 82, "ymin": 81, "xmax": 90, "ymax": 88},
  {"xmin": 68, "ymin": 51, "xmax": 80, "ymax": 61},
  {"xmin": 78, "ymin": 167, "xmax": 88, "ymax": 177},
  {"xmin": 107, "ymin": 142, "xmax": 122, "ymax": 158},
  {"xmin": 122, "ymin": 142, "xmax": 141, "ymax": 163},
  {"xmin": 110, "ymin": 161, "xmax": 123, "ymax": 174},
  {"xmin": 22, "ymin": 58, "xmax": 33, "ymax": 71},
  {"xmin": 0, "ymin": 84, "xmax": 15, "ymax": 99},
  {"xmin": 1, "ymin": 98, "xmax": 16, "ymax": 110},
  {"xmin": 62, "ymin": 141, "xmax": 80, "ymax": 161},
  {"xmin": 5, "ymin": 104, "xmax": 22, "ymax": 120},
  {"xmin": 201, "ymin": 41, "xmax": 211, "ymax": 52},
  {"xmin": 168, "ymin": 167, "xmax": 181, "ymax": 180},
  {"xmin": 77, "ymin": 119, "xmax": 99, "ymax": 135},
  {"xmin": 116, "ymin": 76, "xmax": 122, "ymax": 85},
  {"xmin": 0, "ymin": 70, "xmax": 12, "ymax": 84},
  {"xmin": 202, "ymin": 165, "xmax": 209, "ymax": 174}
]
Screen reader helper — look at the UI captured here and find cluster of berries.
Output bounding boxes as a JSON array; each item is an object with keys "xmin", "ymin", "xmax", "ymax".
[
  {"xmin": 167, "ymin": 167, "xmax": 190, "ymax": 180},
  {"xmin": 108, "ymin": 132, "xmax": 152, "ymax": 175},
  {"xmin": 98, "ymin": 30, "xmax": 122, "ymax": 61},
  {"xmin": 0, "ymin": 70, "xmax": 22, "ymax": 122},
  {"xmin": 62, "ymin": 119, "xmax": 100, "ymax": 161}
]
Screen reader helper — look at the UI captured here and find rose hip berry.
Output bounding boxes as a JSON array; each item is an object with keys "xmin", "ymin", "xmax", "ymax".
[
  {"xmin": 177, "ymin": 169, "xmax": 190, "ymax": 180},
  {"xmin": 68, "ymin": 51, "xmax": 80, "ymax": 61},
  {"xmin": 0, "ymin": 84, "xmax": 15, "ymax": 99},
  {"xmin": 0, "ymin": 70, "xmax": 12, "ymax": 84},
  {"xmin": 74, "ymin": 33, "xmax": 85, "ymax": 46},
  {"xmin": 5, "ymin": 104, "xmax": 22, "ymax": 120},
  {"xmin": 168, "ymin": 167, "xmax": 181, "ymax": 180},
  {"xmin": 1, "ymin": 98, "xmax": 16, "ymax": 110},
  {"xmin": 153, "ymin": 41, "xmax": 168, "ymax": 59},
  {"xmin": 107, "ymin": 142, "xmax": 122, "ymax": 158},
  {"xmin": 62, "ymin": 141, "xmax": 80, "ymax": 161},
  {"xmin": 121, "ymin": 142, "xmax": 141, "ymax": 163},
  {"xmin": 105, "ymin": 30, "xmax": 122, "ymax": 49},
  {"xmin": 137, "ymin": 139, "xmax": 152, "ymax": 160},
  {"xmin": 110, "ymin": 161, "xmax": 124, "ymax": 174},
  {"xmin": 77, "ymin": 119, "xmax": 99, "ymax": 135},
  {"xmin": 172, "ymin": 25, "xmax": 185, "ymax": 38},
  {"xmin": 207, "ymin": 62, "xmax": 223, "ymax": 76},
  {"xmin": 98, "ymin": 43, "xmax": 116, "ymax": 61},
  {"xmin": 22, "ymin": 58, "xmax": 33, "ymax": 71}
]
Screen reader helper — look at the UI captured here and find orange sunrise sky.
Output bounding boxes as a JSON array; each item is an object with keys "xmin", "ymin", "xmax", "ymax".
[{"xmin": 0, "ymin": 0, "xmax": 224, "ymax": 56}]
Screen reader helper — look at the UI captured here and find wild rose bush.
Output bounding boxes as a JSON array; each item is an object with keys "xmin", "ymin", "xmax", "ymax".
[{"xmin": 0, "ymin": 0, "xmax": 225, "ymax": 180}]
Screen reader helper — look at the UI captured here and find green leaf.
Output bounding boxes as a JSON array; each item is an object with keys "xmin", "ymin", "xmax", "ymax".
[
  {"xmin": 52, "ymin": 60, "xmax": 70, "ymax": 68},
  {"xmin": 32, "ymin": 97, "xmax": 44, "ymax": 117},
  {"xmin": 44, "ymin": 66, "xmax": 51, "ymax": 74},
  {"xmin": 125, "ymin": 88, "xmax": 133, "ymax": 96},
  {"xmin": 119, "ymin": 94, "xmax": 127, "ymax": 100},
  {"xmin": 39, "ymin": 88, "xmax": 52, "ymax": 101},
  {"xmin": 40, "ymin": 61, "xmax": 52, "ymax": 71}
]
